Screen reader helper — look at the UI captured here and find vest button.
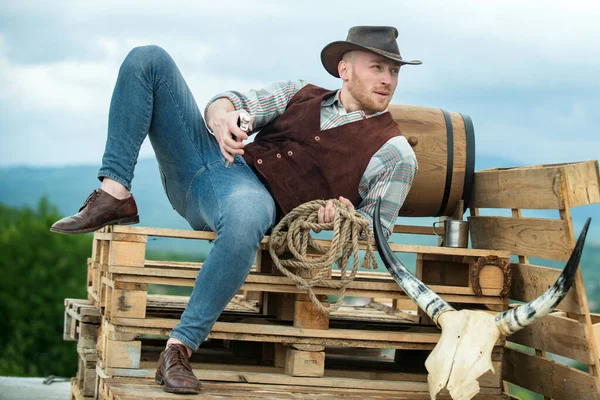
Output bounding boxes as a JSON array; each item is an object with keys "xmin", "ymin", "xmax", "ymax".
[
  {"xmin": 287, "ymin": 151, "xmax": 293, "ymax": 156},
  {"xmin": 315, "ymin": 136, "xmax": 320, "ymax": 141},
  {"xmin": 257, "ymin": 159, "xmax": 263, "ymax": 164},
  {"xmin": 276, "ymin": 153, "xmax": 282, "ymax": 158}
]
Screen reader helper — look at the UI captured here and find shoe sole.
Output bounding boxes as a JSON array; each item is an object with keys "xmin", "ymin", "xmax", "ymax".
[
  {"xmin": 50, "ymin": 215, "xmax": 140, "ymax": 235},
  {"xmin": 155, "ymin": 371, "xmax": 201, "ymax": 394}
]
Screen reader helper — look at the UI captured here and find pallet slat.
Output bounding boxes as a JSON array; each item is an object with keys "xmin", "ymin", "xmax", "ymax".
[
  {"xmin": 508, "ymin": 313, "xmax": 593, "ymax": 364},
  {"xmin": 109, "ymin": 225, "xmax": 511, "ymax": 258},
  {"xmin": 509, "ymin": 263, "xmax": 582, "ymax": 314},
  {"xmin": 98, "ymin": 376, "xmax": 507, "ymax": 399},
  {"xmin": 470, "ymin": 160, "xmax": 600, "ymax": 209},
  {"xmin": 110, "ymin": 270, "xmax": 506, "ymax": 299},
  {"xmin": 469, "ymin": 216, "xmax": 572, "ymax": 261},
  {"xmin": 99, "ymin": 361, "xmax": 503, "ymax": 392},
  {"xmin": 503, "ymin": 347, "xmax": 599, "ymax": 399}
]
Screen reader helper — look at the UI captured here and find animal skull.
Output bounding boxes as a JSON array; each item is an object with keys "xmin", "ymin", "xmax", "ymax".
[{"xmin": 373, "ymin": 198, "xmax": 591, "ymax": 400}]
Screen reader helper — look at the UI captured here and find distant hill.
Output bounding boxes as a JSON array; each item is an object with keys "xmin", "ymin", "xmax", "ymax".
[{"xmin": 1, "ymin": 153, "xmax": 597, "ymax": 240}]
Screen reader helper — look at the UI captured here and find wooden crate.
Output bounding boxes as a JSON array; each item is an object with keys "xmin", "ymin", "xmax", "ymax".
[{"xmin": 469, "ymin": 160, "xmax": 600, "ymax": 399}]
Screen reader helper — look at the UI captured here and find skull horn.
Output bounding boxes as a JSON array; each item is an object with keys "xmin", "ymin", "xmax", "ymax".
[
  {"xmin": 373, "ymin": 197, "xmax": 454, "ymax": 325},
  {"xmin": 495, "ymin": 217, "xmax": 591, "ymax": 336}
]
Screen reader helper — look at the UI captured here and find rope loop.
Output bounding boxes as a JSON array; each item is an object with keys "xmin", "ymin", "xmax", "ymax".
[{"xmin": 268, "ymin": 199, "xmax": 378, "ymax": 314}]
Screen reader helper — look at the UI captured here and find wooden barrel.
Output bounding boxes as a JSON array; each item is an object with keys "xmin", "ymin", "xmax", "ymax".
[{"xmin": 388, "ymin": 105, "xmax": 475, "ymax": 217}]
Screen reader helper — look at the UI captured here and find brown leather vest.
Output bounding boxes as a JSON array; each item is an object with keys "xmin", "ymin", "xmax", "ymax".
[{"xmin": 242, "ymin": 84, "xmax": 402, "ymax": 215}]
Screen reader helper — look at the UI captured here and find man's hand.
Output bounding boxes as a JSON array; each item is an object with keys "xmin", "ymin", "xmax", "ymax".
[
  {"xmin": 210, "ymin": 109, "xmax": 254, "ymax": 163},
  {"xmin": 317, "ymin": 196, "xmax": 355, "ymax": 224}
]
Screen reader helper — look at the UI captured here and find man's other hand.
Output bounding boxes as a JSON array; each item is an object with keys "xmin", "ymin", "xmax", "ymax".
[
  {"xmin": 212, "ymin": 110, "xmax": 254, "ymax": 163},
  {"xmin": 317, "ymin": 196, "xmax": 355, "ymax": 225}
]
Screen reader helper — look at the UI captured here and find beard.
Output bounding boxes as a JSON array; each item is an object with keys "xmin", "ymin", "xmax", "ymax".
[{"xmin": 345, "ymin": 69, "xmax": 392, "ymax": 114}]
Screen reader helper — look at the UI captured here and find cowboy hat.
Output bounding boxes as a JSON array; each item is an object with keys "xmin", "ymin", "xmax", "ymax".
[{"xmin": 321, "ymin": 26, "xmax": 422, "ymax": 78}]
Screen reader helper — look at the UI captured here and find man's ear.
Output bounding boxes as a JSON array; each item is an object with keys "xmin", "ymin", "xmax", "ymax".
[{"xmin": 338, "ymin": 60, "xmax": 350, "ymax": 81}]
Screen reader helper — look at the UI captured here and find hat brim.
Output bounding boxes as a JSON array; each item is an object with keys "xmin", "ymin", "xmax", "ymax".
[{"xmin": 321, "ymin": 41, "xmax": 422, "ymax": 78}]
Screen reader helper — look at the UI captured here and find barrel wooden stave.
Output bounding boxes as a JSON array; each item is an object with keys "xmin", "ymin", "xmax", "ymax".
[{"xmin": 388, "ymin": 104, "xmax": 473, "ymax": 217}]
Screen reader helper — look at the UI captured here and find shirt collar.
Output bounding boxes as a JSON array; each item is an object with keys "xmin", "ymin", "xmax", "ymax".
[
  {"xmin": 322, "ymin": 89, "xmax": 342, "ymax": 107},
  {"xmin": 322, "ymin": 89, "xmax": 387, "ymax": 117}
]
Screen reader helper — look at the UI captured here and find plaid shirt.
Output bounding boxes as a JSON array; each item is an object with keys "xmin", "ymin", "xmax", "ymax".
[{"xmin": 205, "ymin": 80, "xmax": 418, "ymax": 238}]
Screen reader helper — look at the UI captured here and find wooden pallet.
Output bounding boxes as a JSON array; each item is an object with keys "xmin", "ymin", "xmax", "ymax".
[
  {"xmin": 77, "ymin": 192, "xmax": 518, "ymax": 400},
  {"xmin": 94, "ymin": 313, "xmax": 504, "ymax": 395},
  {"xmin": 63, "ymin": 298, "xmax": 102, "ymax": 344},
  {"xmin": 64, "ymin": 299, "xmax": 102, "ymax": 397},
  {"xmin": 469, "ymin": 160, "xmax": 600, "ymax": 399},
  {"xmin": 75, "ymin": 161, "xmax": 600, "ymax": 399},
  {"xmin": 95, "ymin": 348, "xmax": 504, "ymax": 394},
  {"xmin": 87, "ymin": 229, "xmax": 511, "ymax": 320}
]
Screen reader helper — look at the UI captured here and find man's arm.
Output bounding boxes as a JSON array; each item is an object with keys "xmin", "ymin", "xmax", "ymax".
[
  {"xmin": 205, "ymin": 80, "xmax": 308, "ymax": 132},
  {"xmin": 356, "ymin": 136, "xmax": 418, "ymax": 239},
  {"xmin": 205, "ymin": 80, "xmax": 308, "ymax": 162}
]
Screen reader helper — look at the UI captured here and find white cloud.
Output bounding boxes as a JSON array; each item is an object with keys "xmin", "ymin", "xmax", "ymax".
[
  {"xmin": 0, "ymin": 33, "xmax": 270, "ymax": 166},
  {"xmin": 0, "ymin": 1, "xmax": 599, "ymax": 166}
]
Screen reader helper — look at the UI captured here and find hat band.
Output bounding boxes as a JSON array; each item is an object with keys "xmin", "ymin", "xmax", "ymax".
[{"xmin": 365, "ymin": 46, "xmax": 402, "ymax": 60}]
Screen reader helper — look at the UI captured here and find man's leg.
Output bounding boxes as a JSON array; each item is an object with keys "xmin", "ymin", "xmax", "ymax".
[
  {"xmin": 51, "ymin": 45, "xmax": 222, "ymax": 233},
  {"xmin": 174, "ymin": 162, "xmax": 276, "ymax": 348},
  {"xmin": 155, "ymin": 156, "xmax": 276, "ymax": 393}
]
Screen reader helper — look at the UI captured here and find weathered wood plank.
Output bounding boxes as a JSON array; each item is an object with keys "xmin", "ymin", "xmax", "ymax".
[
  {"xmin": 106, "ymin": 319, "xmax": 503, "ymax": 351},
  {"xmin": 100, "ymin": 360, "xmax": 503, "ymax": 391},
  {"xmin": 563, "ymin": 160, "xmax": 600, "ymax": 207},
  {"xmin": 509, "ymin": 263, "xmax": 582, "ymax": 314},
  {"xmin": 104, "ymin": 339, "xmax": 141, "ymax": 369},
  {"xmin": 284, "ymin": 349, "xmax": 325, "ymax": 377},
  {"xmin": 98, "ymin": 375, "xmax": 505, "ymax": 399},
  {"xmin": 108, "ymin": 240, "xmax": 146, "ymax": 267},
  {"xmin": 471, "ymin": 160, "xmax": 600, "ymax": 209},
  {"xmin": 108, "ymin": 273, "xmax": 506, "ymax": 304},
  {"xmin": 469, "ymin": 216, "xmax": 572, "ymax": 261},
  {"xmin": 110, "ymin": 319, "xmax": 441, "ymax": 343},
  {"xmin": 111, "ymin": 225, "xmax": 511, "ymax": 258},
  {"xmin": 94, "ymin": 232, "xmax": 148, "ymax": 243},
  {"xmin": 263, "ymin": 240, "xmax": 510, "ymax": 257},
  {"xmin": 393, "ymin": 224, "xmax": 442, "ymax": 235},
  {"xmin": 111, "ymin": 225, "xmax": 219, "ymax": 241},
  {"xmin": 503, "ymin": 347, "xmax": 599, "ymax": 399},
  {"xmin": 508, "ymin": 313, "xmax": 593, "ymax": 364}
]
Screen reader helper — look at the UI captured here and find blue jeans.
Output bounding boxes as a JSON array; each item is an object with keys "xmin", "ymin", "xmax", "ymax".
[{"xmin": 98, "ymin": 45, "xmax": 277, "ymax": 350}]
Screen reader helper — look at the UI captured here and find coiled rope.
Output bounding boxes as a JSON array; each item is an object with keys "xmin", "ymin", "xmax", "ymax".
[{"xmin": 268, "ymin": 199, "xmax": 378, "ymax": 314}]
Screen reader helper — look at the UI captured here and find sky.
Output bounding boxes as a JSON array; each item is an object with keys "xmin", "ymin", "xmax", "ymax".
[{"xmin": 0, "ymin": 0, "xmax": 599, "ymax": 168}]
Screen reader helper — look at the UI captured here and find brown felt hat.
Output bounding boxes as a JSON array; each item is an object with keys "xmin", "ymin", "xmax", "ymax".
[{"xmin": 321, "ymin": 26, "xmax": 422, "ymax": 78}]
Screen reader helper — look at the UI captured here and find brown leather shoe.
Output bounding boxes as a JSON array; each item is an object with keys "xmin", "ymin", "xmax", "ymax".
[
  {"xmin": 50, "ymin": 189, "xmax": 139, "ymax": 234},
  {"xmin": 155, "ymin": 344, "xmax": 201, "ymax": 394}
]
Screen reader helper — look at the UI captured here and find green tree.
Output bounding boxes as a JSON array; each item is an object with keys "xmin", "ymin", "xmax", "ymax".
[{"xmin": 0, "ymin": 199, "xmax": 91, "ymax": 377}]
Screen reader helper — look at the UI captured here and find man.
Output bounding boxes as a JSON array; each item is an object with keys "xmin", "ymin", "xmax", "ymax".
[{"xmin": 51, "ymin": 26, "xmax": 420, "ymax": 394}]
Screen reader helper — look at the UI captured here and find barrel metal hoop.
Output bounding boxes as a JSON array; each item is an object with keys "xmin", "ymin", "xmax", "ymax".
[
  {"xmin": 437, "ymin": 109, "xmax": 454, "ymax": 216},
  {"xmin": 461, "ymin": 113, "xmax": 476, "ymax": 211}
]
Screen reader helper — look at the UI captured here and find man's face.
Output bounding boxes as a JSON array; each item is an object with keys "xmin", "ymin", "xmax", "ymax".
[{"xmin": 341, "ymin": 51, "xmax": 400, "ymax": 114}]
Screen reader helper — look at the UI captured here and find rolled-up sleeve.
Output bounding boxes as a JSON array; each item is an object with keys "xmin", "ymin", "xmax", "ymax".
[
  {"xmin": 204, "ymin": 80, "xmax": 308, "ymax": 131},
  {"xmin": 356, "ymin": 136, "xmax": 418, "ymax": 240}
]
